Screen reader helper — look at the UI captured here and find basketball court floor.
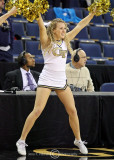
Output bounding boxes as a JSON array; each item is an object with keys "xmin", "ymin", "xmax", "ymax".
[{"xmin": 0, "ymin": 147, "xmax": 114, "ymax": 160}]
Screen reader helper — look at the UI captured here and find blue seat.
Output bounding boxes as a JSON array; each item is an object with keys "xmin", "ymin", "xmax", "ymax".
[
  {"xmin": 12, "ymin": 40, "xmax": 23, "ymax": 58},
  {"xmin": 104, "ymin": 12, "xmax": 114, "ymax": 24},
  {"xmin": 12, "ymin": 22, "xmax": 25, "ymax": 37},
  {"xmin": 25, "ymin": 40, "xmax": 42, "ymax": 56},
  {"xmin": 25, "ymin": 40, "xmax": 42, "ymax": 63},
  {"xmin": 110, "ymin": 27, "xmax": 114, "ymax": 40},
  {"xmin": 69, "ymin": 25, "xmax": 88, "ymax": 39},
  {"xmin": 26, "ymin": 23, "xmax": 39, "ymax": 37},
  {"xmin": 36, "ymin": 57, "xmax": 44, "ymax": 64},
  {"xmin": 89, "ymin": 26, "xmax": 110, "ymax": 40},
  {"xmin": 83, "ymin": 10, "xmax": 103, "ymax": 24},
  {"xmin": 79, "ymin": 42, "xmax": 102, "ymax": 58},
  {"xmin": 105, "ymin": 60, "xmax": 114, "ymax": 65},
  {"xmin": 11, "ymin": 14, "xmax": 24, "ymax": 21},
  {"xmin": 110, "ymin": 0, "xmax": 114, "ymax": 8},
  {"xmin": 86, "ymin": 60, "xmax": 97, "ymax": 65},
  {"xmin": 74, "ymin": 8, "xmax": 83, "ymax": 19},
  {"xmin": 100, "ymin": 83, "xmax": 114, "ymax": 92},
  {"xmin": 48, "ymin": 0, "xmax": 61, "ymax": 7},
  {"xmin": 103, "ymin": 44, "xmax": 114, "ymax": 58},
  {"xmin": 62, "ymin": 0, "xmax": 80, "ymax": 8},
  {"xmin": 44, "ymin": 8, "xmax": 56, "ymax": 20}
]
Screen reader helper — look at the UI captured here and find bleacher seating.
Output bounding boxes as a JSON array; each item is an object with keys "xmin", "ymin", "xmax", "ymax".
[
  {"xmin": 100, "ymin": 83, "xmax": 114, "ymax": 92},
  {"xmin": 26, "ymin": 23, "xmax": 39, "ymax": 38},
  {"xmin": 86, "ymin": 60, "xmax": 97, "ymax": 65},
  {"xmin": 8, "ymin": 4, "xmax": 114, "ymax": 65},
  {"xmin": 89, "ymin": 26, "xmax": 110, "ymax": 41},
  {"xmin": 74, "ymin": 8, "xmax": 83, "ymax": 19},
  {"xmin": 69, "ymin": 25, "xmax": 88, "ymax": 39},
  {"xmin": 62, "ymin": 0, "xmax": 80, "ymax": 8},
  {"xmin": 79, "ymin": 42, "xmax": 102, "ymax": 58},
  {"xmin": 12, "ymin": 40, "xmax": 23, "ymax": 59},
  {"xmin": 83, "ymin": 10, "xmax": 103, "ymax": 24},
  {"xmin": 110, "ymin": 27, "xmax": 114, "ymax": 40},
  {"xmin": 105, "ymin": 60, "xmax": 114, "ymax": 65},
  {"xmin": 12, "ymin": 22, "xmax": 25, "ymax": 37},
  {"xmin": 25, "ymin": 40, "xmax": 43, "ymax": 63},
  {"xmin": 110, "ymin": 0, "xmax": 114, "ymax": 8},
  {"xmin": 103, "ymin": 44, "xmax": 114, "ymax": 58},
  {"xmin": 25, "ymin": 40, "xmax": 41, "ymax": 55},
  {"xmin": 44, "ymin": 8, "xmax": 56, "ymax": 20},
  {"xmin": 104, "ymin": 12, "xmax": 114, "ymax": 24}
]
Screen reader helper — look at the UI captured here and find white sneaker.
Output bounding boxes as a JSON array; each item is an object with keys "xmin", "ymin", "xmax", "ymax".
[
  {"xmin": 79, "ymin": 158, "xmax": 88, "ymax": 160},
  {"xmin": 17, "ymin": 156, "xmax": 26, "ymax": 160},
  {"xmin": 74, "ymin": 139, "xmax": 88, "ymax": 154},
  {"xmin": 16, "ymin": 139, "xmax": 28, "ymax": 156}
]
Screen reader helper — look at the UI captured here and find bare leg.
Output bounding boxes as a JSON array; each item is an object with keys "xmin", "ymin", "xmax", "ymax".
[
  {"xmin": 20, "ymin": 87, "xmax": 51, "ymax": 140},
  {"xmin": 55, "ymin": 86, "xmax": 80, "ymax": 140}
]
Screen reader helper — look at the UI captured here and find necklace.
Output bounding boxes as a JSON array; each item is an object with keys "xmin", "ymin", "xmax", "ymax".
[{"xmin": 56, "ymin": 40, "xmax": 63, "ymax": 47}]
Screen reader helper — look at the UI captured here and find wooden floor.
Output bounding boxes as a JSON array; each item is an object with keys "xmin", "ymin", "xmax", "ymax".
[{"xmin": 0, "ymin": 147, "xmax": 114, "ymax": 160}]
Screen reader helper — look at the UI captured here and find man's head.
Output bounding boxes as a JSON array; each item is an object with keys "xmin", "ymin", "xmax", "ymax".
[
  {"xmin": 0, "ymin": 0, "xmax": 5, "ymax": 12},
  {"xmin": 72, "ymin": 49, "xmax": 87, "ymax": 69},
  {"xmin": 18, "ymin": 51, "xmax": 35, "ymax": 70}
]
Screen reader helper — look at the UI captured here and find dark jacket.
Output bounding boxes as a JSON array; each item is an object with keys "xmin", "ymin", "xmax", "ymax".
[
  {"xmin": 0, "ymin": 12, "xmax": 14, "ymax": 62},
  {"xmin": 3, "ymin": 69, "xmax": 40, "ymax": 90}
]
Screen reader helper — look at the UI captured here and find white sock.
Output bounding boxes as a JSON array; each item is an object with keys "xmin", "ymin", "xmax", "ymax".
[
  {"xmin": 75, "ymin": 138, "xmax": 81, "ymax": 142},
  {"xmin": 19, "ymin": 139, "xmax": 25, "ymax": 143}
]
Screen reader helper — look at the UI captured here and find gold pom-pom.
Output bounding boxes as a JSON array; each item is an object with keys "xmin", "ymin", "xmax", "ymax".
[
  {"xmin": 5, "ymin": 0, "xmax": 23, "ymax": 16},
  {"xmin": 33, "ymin": 0, "xmax": 49, "ymax": 18},
  {"xmin": 5, "ymin": 0, "xmax": 49, "ymax": 21},
  {"xmin": 88, "ymin": 0, "xmax": 111, "ymax": 16}
]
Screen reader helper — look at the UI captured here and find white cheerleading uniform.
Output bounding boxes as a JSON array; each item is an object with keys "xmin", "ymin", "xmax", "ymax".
[{"xmin": 38, "ymin": 40, "xmax": 68, "ymax": 90}]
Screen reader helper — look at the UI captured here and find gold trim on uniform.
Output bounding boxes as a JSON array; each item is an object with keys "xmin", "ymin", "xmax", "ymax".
[
  {"xmin": 38, "ymin": 82, "xmax": 68, "ymax": 90},
  {"xmin": 52, "ymin": 47, "xmax": 67, "ymax": 58},
  {"xmin": 56, "ymin": 40, "xmax": 63, "ymax": 46}
]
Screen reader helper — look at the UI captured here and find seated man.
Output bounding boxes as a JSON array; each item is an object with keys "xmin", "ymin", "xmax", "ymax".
[
  {"xmin": 3, "ymin": 51, "xmax": 40, "ymax": 91},
  {"xmin": 66, "ymin": 48, "xmax": 94, "ymax": 92}
]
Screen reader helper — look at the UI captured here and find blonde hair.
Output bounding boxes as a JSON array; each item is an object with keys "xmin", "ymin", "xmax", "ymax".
[{"xmin": 44, "ymin": 18, "xmax": 74, "ymax": 55}]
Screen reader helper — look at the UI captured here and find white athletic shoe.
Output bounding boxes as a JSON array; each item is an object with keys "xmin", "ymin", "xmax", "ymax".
[
  {"xmin": 16, "ymin": 139, "xmax": 28, "ymax": 156},
  {"xmin": 79, "ymin": 158, "xmax": 88, "ymax": 160},
  {"xmin": 17, "ymin": 156, "xmax": 26, "ymax": 160},
  {"xmin": 74, "ymin": 139, "xmax": 88, "ymax": 154}
]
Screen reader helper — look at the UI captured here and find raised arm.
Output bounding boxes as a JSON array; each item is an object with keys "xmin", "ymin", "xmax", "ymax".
[
  {"xmin": 0, "ymin": 6, "xmax": 17, "ymax": 26},
  {"xmin": 66, "ymin": 12, "xmax": 95, "ymax": 41},
  {"xmin": 37, "ymin": 14, "xmax": 49, "ymax": 49}
]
